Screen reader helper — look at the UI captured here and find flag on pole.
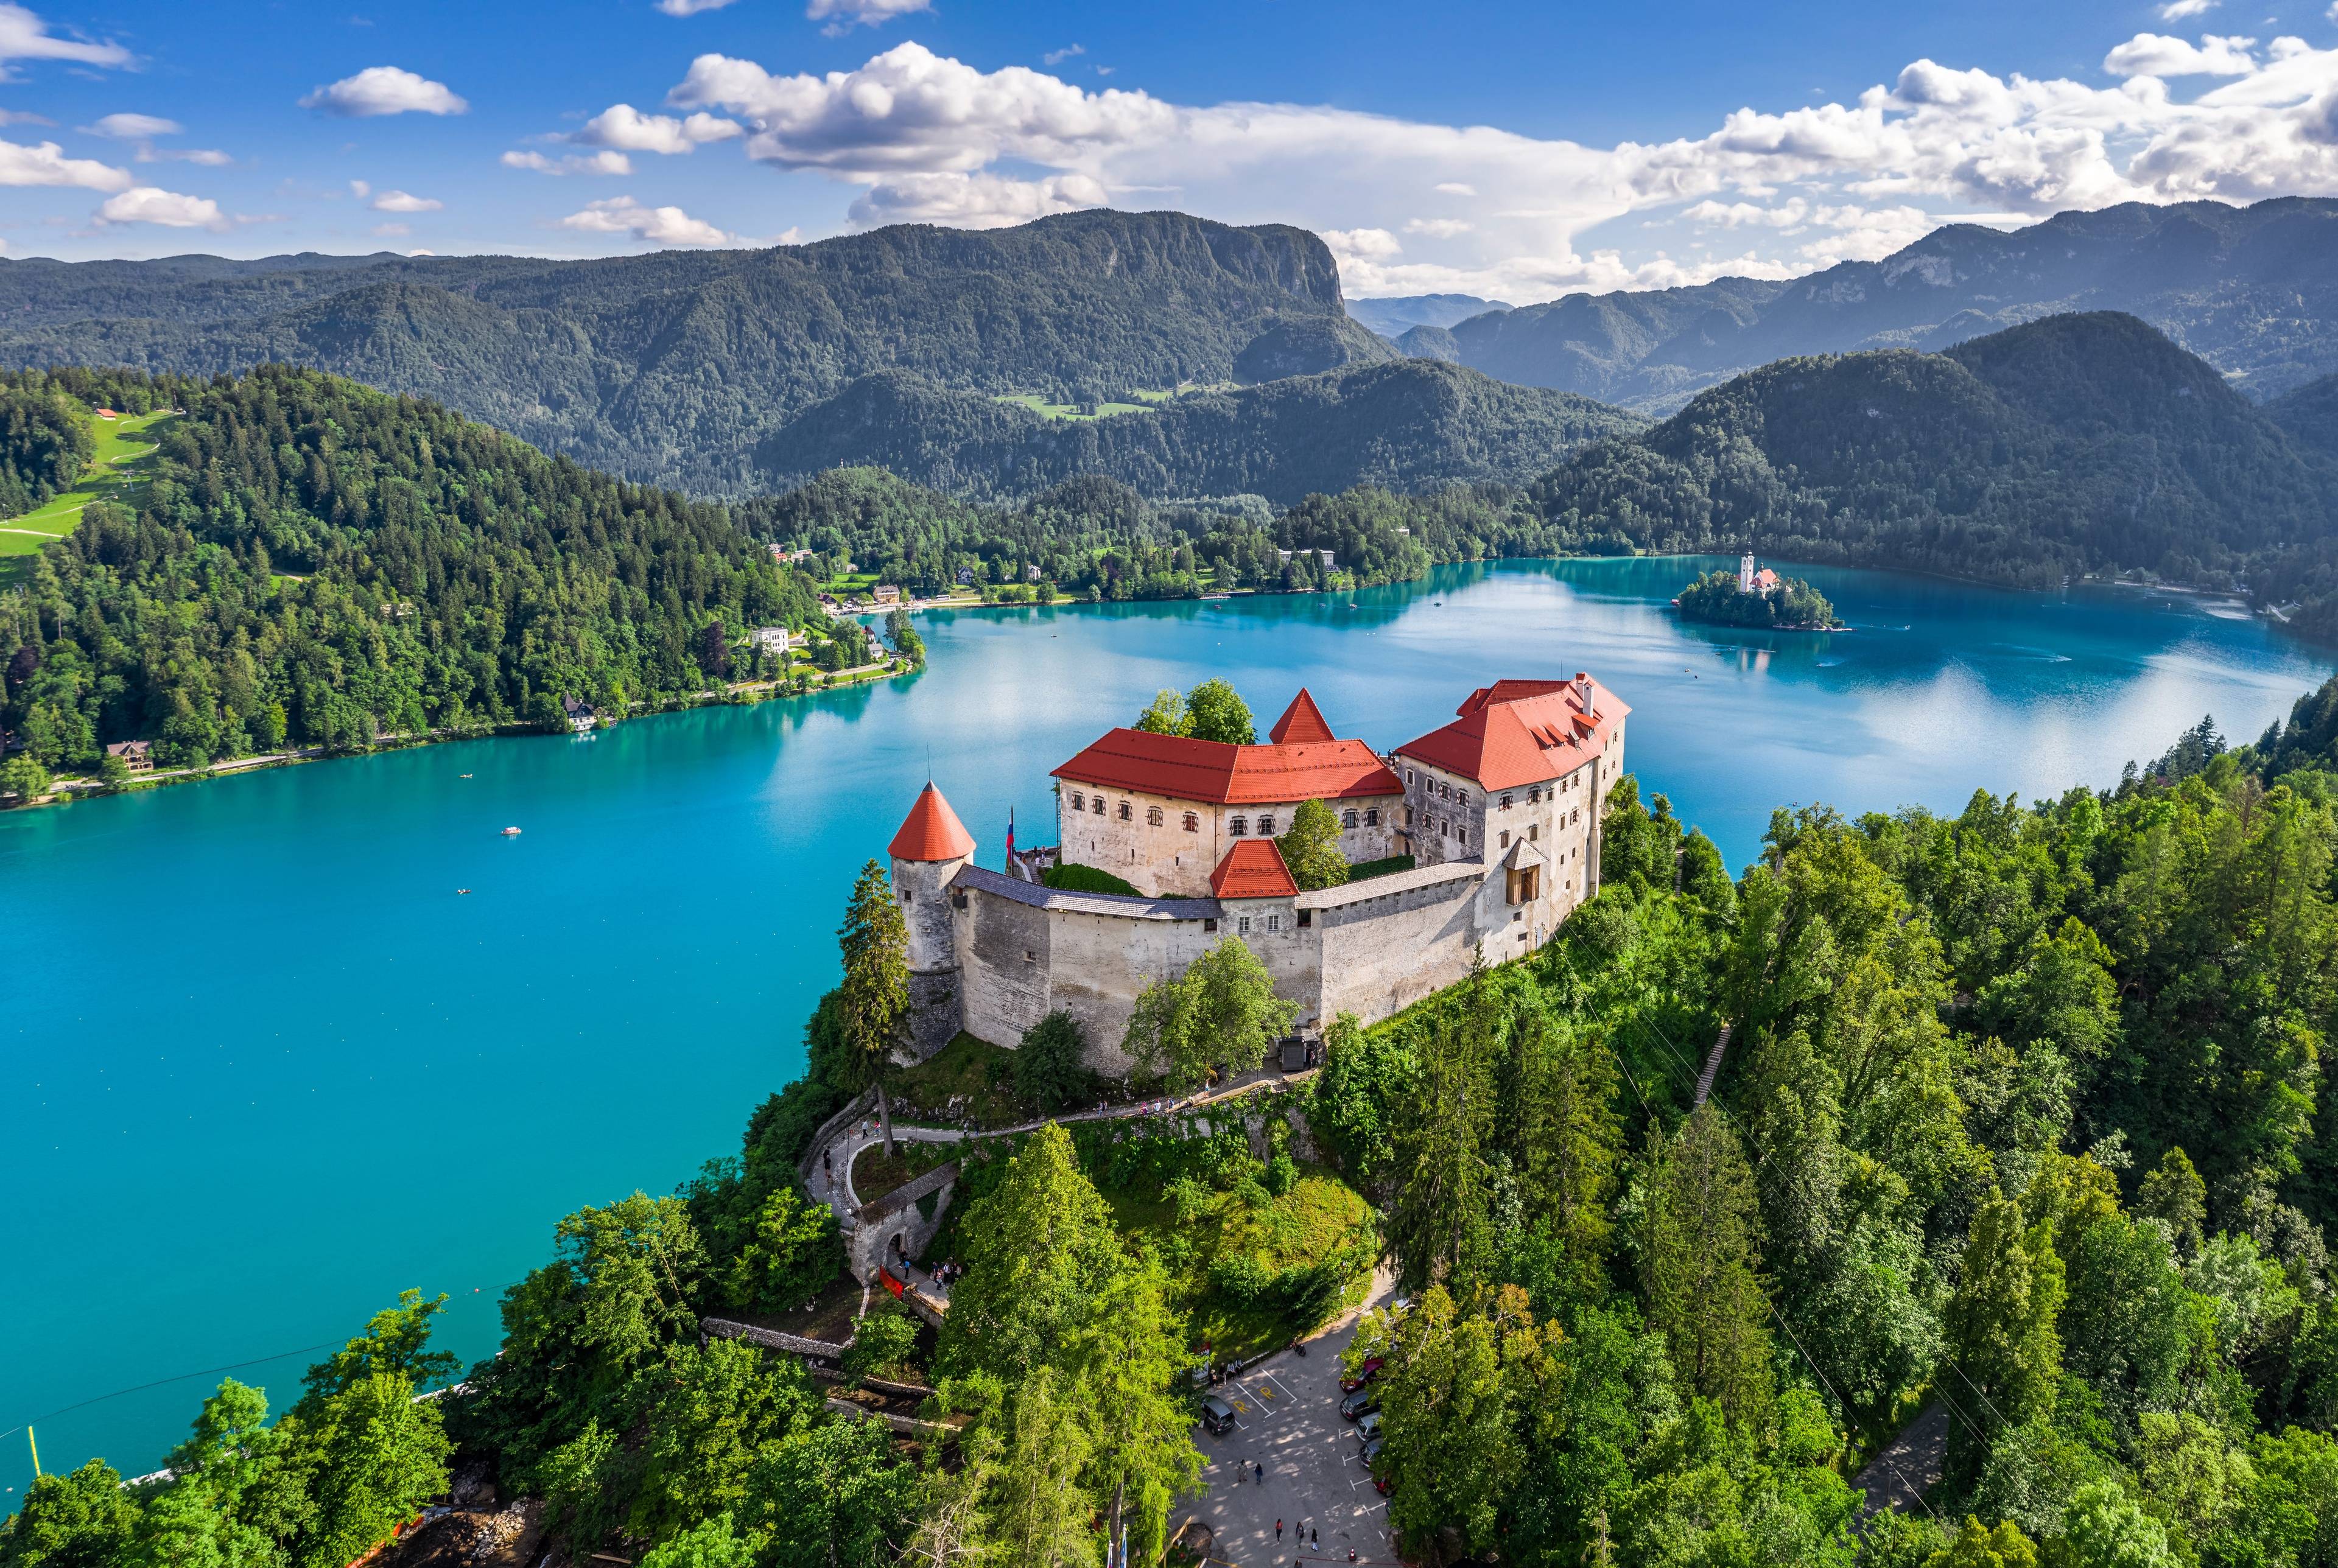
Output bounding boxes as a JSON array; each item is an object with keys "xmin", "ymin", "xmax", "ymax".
[{"xmin": 1006, "ymin": 806, "xmax": 1016, "ymax": 867}]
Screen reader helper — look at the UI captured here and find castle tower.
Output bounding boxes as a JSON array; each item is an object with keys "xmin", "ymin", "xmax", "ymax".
[
  {"xmin": 888, "ymin": 782, "xmax": 975, "ymax": 1061},
  {"xmin": 1739, "ymin": 552, "xmax": 1757, "ymax": 594}
]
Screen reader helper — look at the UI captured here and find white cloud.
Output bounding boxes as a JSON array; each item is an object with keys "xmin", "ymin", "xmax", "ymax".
[
  {"xmin": 94, "ymin": 186, "xmax": 226, "ymax": 229},
  {"xmin": 0, "ymin": 107, "xmax": 52, "ymax": 125},
  {"xmin": 2159, "ymin": 0, "xmax": 2217, "ymax": 15},
  {"xmin": 349, "ymin": 179, "xmax": 370, "ymax": 197},
  {"xmin": 300, "ymin": 66, "xmax": 468, "ymax": 117},
  {"xmin": 2103, "ymin": 32, "xmax": 2259, "ymax": 76},
  {"xmin": 370, "ymin": 188, "xmax": 440, "ymax": 212},
  {"xmin": 82, "ymin": 112, "xmax": 178, "ymax": 138},
  {"xmin": 656, "ymin": 0, "xmax": 740, "ymax": 12},
  {"xmin": 804, "ymin": 0, "xmax": 932, "ymax": 35},
  {"xmin": 664, "ymin": 32, "xmax": 2338, "ymax": 301},
  {"xmin": 848, "ymin": 169, "xmax": 1104, "ymax": 226},
  {"xmin": 1044, "ymin": 44, "xmax": 1084, "ymax": 66},
  {"xmin": 155, "ymin": 147, "xmax": 231, "ymax": 166},
  {"xmin": 0, "ymin": 135, "xmax": 129, "ymax": 190},
  {"xmin": 575, "ymin": 103, "xmax": 741, "ymax": 153},
  {"xmin": 558, "ymin": 195, "xmax": 734, "ymax": 245},
  {"xmin": 503, "ymin": 148, "xmax": 632, "ymax": 175},
  {"xmin": 0, "ymin": 4, "xmax": 128, "ymax": 69}
]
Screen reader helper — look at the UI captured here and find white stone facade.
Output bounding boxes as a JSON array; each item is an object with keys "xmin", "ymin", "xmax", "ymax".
[{"xmin": 1054, "ymin": 784, "xmax": 1397, "ymax": 897}]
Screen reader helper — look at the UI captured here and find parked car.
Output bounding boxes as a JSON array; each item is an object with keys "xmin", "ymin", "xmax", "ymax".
[
  {"xmin": 1201, "ymin": 1396, "xmax": 1237, "ymax": 1435},
  {"xmin": 1355, "ymin": 1410, "xmax": 1383, "ymax": 1441},
  {"xmin": 1340, "ymin": 1388, "xmax": 1378, "ymax": 1421},
  {"xmin": 1339, "ymin": 1356, "xmax": 1383, "ymax": 1392},
  {"xmin": 1360, "ymin": 1436, "xmax": 1385, "ymax": 1468}
]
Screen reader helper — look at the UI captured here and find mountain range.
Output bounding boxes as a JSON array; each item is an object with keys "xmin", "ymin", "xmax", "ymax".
[{"xmin": 1394, "ymin": 198, "xmax": 2338, "ymax": 412}]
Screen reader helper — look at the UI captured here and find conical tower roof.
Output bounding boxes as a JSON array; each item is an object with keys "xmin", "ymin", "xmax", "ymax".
[
  {"xmin": 890, "ymin": 782, "xmax": 976, "ymax": 863},
  {"xmin": 1268, "ymin": 687, "xmax": 1336, "ymax": 744}
]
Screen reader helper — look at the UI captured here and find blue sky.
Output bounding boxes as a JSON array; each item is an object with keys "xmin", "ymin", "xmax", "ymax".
[{"xmin": 4, "ymin": 0, "xmax": 2338, "ymax": 299}]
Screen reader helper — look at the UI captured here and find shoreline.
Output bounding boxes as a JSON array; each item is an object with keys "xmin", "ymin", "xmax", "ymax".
[{"xmin": 0, "ymin": 656, "xmax": 919, "ymax": 814}]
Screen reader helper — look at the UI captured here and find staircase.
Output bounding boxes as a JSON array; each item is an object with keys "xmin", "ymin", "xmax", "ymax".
[{"xmin": 1693, "ymin": 1021, "xmax": 1735, "ymax": 1107}]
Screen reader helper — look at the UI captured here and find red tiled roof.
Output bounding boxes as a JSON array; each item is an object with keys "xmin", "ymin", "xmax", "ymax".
[
  {"xmin": 1395, "ymin": 674, "xmax": 1629, "ymax": 791},
  {"xmin": 1269, "ymin": 688, "xmax": 1336, "ymax": 744},
  {"xmin": 890, "ymin": 782, "xmax": 976, "ymax": 862},
  {"xmin": 1210, "ymin": 839, "xmax": 1299, "ymax": 900},
  {"xmin": 1051, "ymin": 727, "xmax": 1400, "ymax": 806}
]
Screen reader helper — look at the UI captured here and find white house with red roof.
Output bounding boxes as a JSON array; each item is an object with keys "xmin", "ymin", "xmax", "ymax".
[
  {"xmin": 883, "ymin": 674, "xmax": 1629, "ymax": 1068},
  {"xmin": 1048, "ymin": 689, "xmax": 1402, "ymax": 898}
]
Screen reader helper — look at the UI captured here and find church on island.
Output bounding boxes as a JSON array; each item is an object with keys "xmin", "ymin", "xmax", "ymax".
[{"xmin": 887, "ymin": 675, "xmax": 1629, "ymax": 1069}]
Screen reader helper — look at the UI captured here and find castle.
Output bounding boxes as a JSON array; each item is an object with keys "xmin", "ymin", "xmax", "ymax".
[{"xmin": 887, "ymin": 675, "xmax": 1630, "ymax": 1069}]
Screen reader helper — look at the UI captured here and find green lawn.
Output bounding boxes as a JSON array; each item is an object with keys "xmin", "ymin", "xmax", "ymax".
[
  {"xmin": 0, "ymin": 408, "xmax": 177, "ymax": 583},
  {"xmin": 993, "ymin": 392, "xmax": 1157, "ymax": 421}
]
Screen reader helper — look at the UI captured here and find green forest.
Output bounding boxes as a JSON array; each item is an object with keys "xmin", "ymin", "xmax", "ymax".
[
  {"xmin": 12, "ymin": 671, "xmax": 2338, "ymax": 1568},
  {"xmin": 1527, "ymin": 313, "xmax": 2338, "ymax": 640},
  {"xmin": 1676, "ymin": 567, "xmax": 1840, "ymax": 629},
  {"xmin": 0, "ymin": 366, "xmax": 825, "ymax": 772}
]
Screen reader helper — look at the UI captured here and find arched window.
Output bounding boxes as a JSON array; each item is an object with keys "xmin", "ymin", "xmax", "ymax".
[
  {"xmin": 1342, "ymin": 809, "xmax": 1358, "ymax": 828},
  {"xmin": 1118, "ymin": 801, "xmax": 1132, "ymax": 822},
  {"xmin": 1257, "ymin": 814, "xmax": 1276, "ymax": 836},
  {"xmin": 1229, "ymin": 815, "xmax": 1248, "ymax": 836},
  {"xmin": 1183, "ymin": 812, "xmax": 1199, "ymax": 832},
  {"xmin": 1147, "ymin": 805, "xmax": 1164, "ymax": 827}
]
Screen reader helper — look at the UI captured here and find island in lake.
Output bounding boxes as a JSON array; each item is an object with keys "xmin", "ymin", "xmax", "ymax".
[{"xmin": 1673, "ymin": 553, "xmax": 1843, "ymax": 629}]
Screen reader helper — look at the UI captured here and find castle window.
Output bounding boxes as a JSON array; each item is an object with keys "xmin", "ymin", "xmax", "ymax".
[
  {"xmin": 1204, "ymin": 918, "xmax": 1218, "ymax": 933},
  {"xmin": 1229, "ymin": 814, "xmax": 1248, "ymax": 836},
  {"xmin": 1342, "ymin": 809, "xmax": 1358, "ymax": 829},
  {"xmin": 1457, "ymin": 827, "xmax": 1468, "ymax": 846},
  {"xmin": 1297, "ymin": 908, "xmax": 1312, "ymax": 928},
  {"xmin": 1070, "ymin": 791, "xmax": 1085, "ymax": 811},
  {"xmin": 1405, "ymin": 768, "xmax": 1416, "ymax": 784},
  {"xmin": 1183, "ymin": 812, "xmax": 1199, "ymax": 832},
  {"xmin": 1238, "ymin": 915, "xmax": 1252, "ymax": 936},
  {"xmin": 1528, "ymin": 786, "xmax": 1540, "ymax": 804},
  {"xmin": 1571, "ymin": 808, "xmax": 1580, "ymax": 827},
  {"xmin": 1092, "ymin": 796, "xmax": 1105, "ymax": 814},
  {"xmin": 1500, "ymin": 793, "xmax": 1513, "ymax": 809},
  {"xmin": 1366, "ymin": 808, "xmax": 1380, "ymax": 827},
  {"xmin": 1266, "ymin": 914, "xmax": 1281, "ymax": 933},
  {"xmin": 1147, "ymin": 805, "xmax": 1164, "ymax": 827},
  {"xmin": 1257, "ymin": 814, "xmax": 1276, "ymax": 835},
  {"xmin": 1499, "ymin": 830, "xmax": 1510, "ymax": 849},
  {"xmin": 1118, "ymin": 801, "xmax": 1132, "ymax": 821},
  {"xmin": 1529, "ymin": 823, "xmax": 1539, "ymax": 841},
  {"xmin": 1402, "ymin": 807, "xmax": 1412, "ymax": 827}
]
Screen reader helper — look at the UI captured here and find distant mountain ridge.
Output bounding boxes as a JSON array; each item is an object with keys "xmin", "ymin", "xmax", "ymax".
[
  {"xmin": 1525, "ymin": 311, "xmax": 2338, "ymax": 639},
  {"xmin": 0, "ymin": 211, "xmax": 1377, "ymax": 497},
  {"xmin": 756, "ymin": 359, "xmax": 1643, "ymax": 502},
  {"xmin": 1347, "ymin": 293, "xmax": 1511, "ymax": 338},
  {"xmin": 1430, "ymin": 198, "xmax": 2338, "ymax": 411}
]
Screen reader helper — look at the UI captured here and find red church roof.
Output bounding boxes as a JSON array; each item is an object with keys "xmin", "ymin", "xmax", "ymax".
[
  {"xmin": 1210, "ymin": 839, "xmax": 1299, "ymax": 900},
  {"xmin": 889, "ymin": 782, "xmax": 976, "ymax": 863},
  {"xmin": 1395, "ymin": 674, "xmax": 1629, "ymax": 791},
  {"xmin": 1268, "ymin": 688, "xmax": 1336, "ymax": 744},
  {"xmin": 1052, "ymin": 695, "xmax": 1400, "ymax": 807}
]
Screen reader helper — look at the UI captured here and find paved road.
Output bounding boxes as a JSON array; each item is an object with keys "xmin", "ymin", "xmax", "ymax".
[
  {"xmin": 1852, "ymin": 1402, "xmax": 1948, "ymax": 1520},
  {"xmin": 1188, "ymin": 1273, "xmax": 1401, "ymax": 1568}
]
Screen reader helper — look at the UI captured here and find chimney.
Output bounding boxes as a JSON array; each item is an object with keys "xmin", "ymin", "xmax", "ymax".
[{"xmin": 1574, "ymin": 671, "xmax": 1596, "ymax": 720}]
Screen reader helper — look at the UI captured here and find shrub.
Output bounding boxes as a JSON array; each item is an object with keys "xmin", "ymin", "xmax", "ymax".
[
  {"xmin": 843, "ymin": 1301, "xmax": 921, "ymax": 1386},
  {"xmin": 1042, "ymin": 862, "xmax": 1142, "ymax": 896},
  {"xmin": 1266, "ymin": 1153, "xmax": 1299, "ymax": 1197},
  {"xmin": 1014, "ymin": 1010, "xmax": 1092, "ymax": 1111},
  {"xmin": 1211, "ymin": 1253, "xmax": 1273, "ymax": 1304}
]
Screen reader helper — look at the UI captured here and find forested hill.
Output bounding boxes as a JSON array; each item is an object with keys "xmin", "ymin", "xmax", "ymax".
[
  {"xmin": 754, "ymin": 359, "xmax": 1643, "ymax": 502},
  {"xmin": 2272, "ymin": 369, "xmax": 2338, "ymax": 462},
  {"xmin": 0, "ymin": 366, "xmax": 822, "ymax": 771},
  {"xmin": 1426, "ymin": 197, "xmax": 2338, "ymax": 410},
  {"xmin": 1528, "ymin": 312, "xmax": 2338, "ymax": 639},
  {"xmin": 0, "ymin": 212, "xmax": 1371, "ymax": 497}
]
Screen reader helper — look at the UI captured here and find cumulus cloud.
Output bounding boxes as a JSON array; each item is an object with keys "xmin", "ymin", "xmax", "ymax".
[
  {"xmin": 847, "ymin": 169, "xmax": 1104, "ymax": 226},
  {"xmin": 300, "ymin": 66, "xmax": 468, "ymax": 117},
  {"xmin": 804, "ymin": 0, "xmax": 932, "ymax": 35},
  {"xmin": 0, "ymin": 3, "xmax": 128, "ymax": 69},
  {"xmin": 370, "ymin": 188, "xmax": 440, "ymax": 212},
  {"xmin": 94, "ymin": 186, "xmax": 226, "ymax": 229},
  {"xmin": 2104, "ymin": 32, "xmax": 2259, "ymax": 76},
  {"xmin": 662, "ymin": 31, "xmax": 2338, "ymax": 301},
  {"xmin": 574, "ymin": 103, "xmax": 741, "ymax": 153},
  {"xmin": 0, "ymin": 135, "xmax": 130, "ymax": 189},
  {"xmin": 83, "ymin": 111, "xmax": 178, "ymax": 138},
  {"xmin": 503, "ymin": 148, "xmax": 632, "ymax": 175},
  {"xmin": 558, "ymin": 195, "xmax": 733, "ymax": 245}
]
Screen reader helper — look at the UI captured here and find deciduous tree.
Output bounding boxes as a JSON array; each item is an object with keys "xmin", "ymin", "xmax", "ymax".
[{"xmin": 837, "ymin": 859, "xmax": 911, "ymax": 1155}]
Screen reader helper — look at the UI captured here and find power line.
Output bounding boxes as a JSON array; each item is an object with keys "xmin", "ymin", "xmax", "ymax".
[{"xmin": 1, "ymin": 1340, "xmax": 343, "ymax": 1447}]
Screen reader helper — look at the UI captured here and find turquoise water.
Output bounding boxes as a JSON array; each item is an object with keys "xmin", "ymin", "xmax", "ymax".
[{"xmin": 3, "ymin": 554, "xmax": 2330, "ymax": 1489}]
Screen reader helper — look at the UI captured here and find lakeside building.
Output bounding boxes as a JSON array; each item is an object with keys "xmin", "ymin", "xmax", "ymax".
[
  {"xmin": 561, "ymin": 696, "xmax": 597, "ymax": 734},
  {"xmin": 104, "ymin": 739, "xmax": 153, "ymax": 771},
  {"xmin": 888, "ymin": 676, "xmax": 1627, "ymax": 1068}
]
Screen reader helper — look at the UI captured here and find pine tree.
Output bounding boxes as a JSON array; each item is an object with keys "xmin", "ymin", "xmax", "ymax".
[
  {"xmin": 1388, "ymin": 981, "xmax": 1498, "ymax": 1290},
  {"xmin": 837, "ymin": 859, "xmax": 911, "ymax": 1155},
  {"xmin": 1637, "ymin": 1102, "xmax": 1775, "ymax": 1426},
  {"xmin": 1941, "ymin": 1192, "xmax": 2065, "ymax": 1484},
  {"xmin": 1515, "ymin": 1012, "xmax": 1623, "ymax": 1300}
]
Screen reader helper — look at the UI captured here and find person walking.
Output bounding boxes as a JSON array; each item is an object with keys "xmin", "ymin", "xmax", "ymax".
[
  {"xmin": 1310, "ymin": 1527, "xmax": 1319, "ymax": 1549},
  {"xmin": 1254, "ymin": 1461, "xmax": 1264, "ymax": 1485},
  {"xmin": 1277, "ymin": 1521, "xmax": 1284, "ymax": 1543}
]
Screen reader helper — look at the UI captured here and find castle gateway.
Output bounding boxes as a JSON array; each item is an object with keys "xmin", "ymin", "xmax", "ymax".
[{"xmin": 889, "ymin": 677, "xmax": 1628, "ymax": 1070}]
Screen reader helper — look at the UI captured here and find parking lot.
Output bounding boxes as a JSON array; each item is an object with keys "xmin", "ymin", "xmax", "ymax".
[{"xmin": 1187, "ymin": 1274, "xmax": 1402, "ymax": 1568}]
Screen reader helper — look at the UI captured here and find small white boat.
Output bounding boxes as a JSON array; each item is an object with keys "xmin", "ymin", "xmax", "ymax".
[{"xmin": 500, "ymin": 826, "xmax": 522, "ymax": 836}]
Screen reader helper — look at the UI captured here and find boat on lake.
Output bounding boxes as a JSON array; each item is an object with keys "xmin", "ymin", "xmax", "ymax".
[{"xmin": 500, "ymin": 826, "xmax": 522, "ymax": 836}]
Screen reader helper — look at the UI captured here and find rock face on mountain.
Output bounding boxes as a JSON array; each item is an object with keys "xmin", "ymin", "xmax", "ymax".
[
  {"xmin": 1231, "ymin": 316, "xmax": 1397, "ymax": 382},
  {"xmin": 0, "ymin": 211, "xmax": 1352, "ymax": 496},
  {"xmin": 756, "ymin": 359, "xmax": 1643, "ymax": 503},
  {"xmin": 1528, "ymin": 313, "xmax": 2338, "ymax": 621},
  {"xmin": 1447, "ymin": 198, "xmax": 2338, "ymax": 410}
]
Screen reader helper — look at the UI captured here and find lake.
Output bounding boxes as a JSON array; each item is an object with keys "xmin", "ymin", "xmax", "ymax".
[{"xmin": 2, "ymin": 553, "xmax": 2330, "ymax": 1487}]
